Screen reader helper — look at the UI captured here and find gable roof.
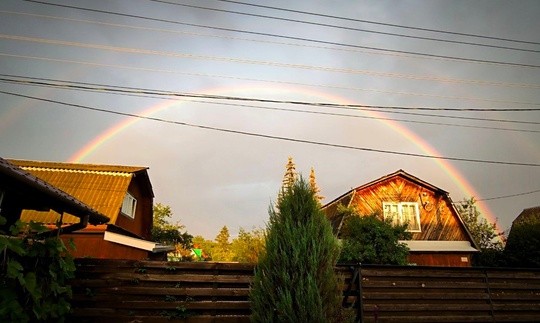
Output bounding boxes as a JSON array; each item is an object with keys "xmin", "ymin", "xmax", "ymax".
[
  {"xmin": 7, "ymin": 159, "xmax": 152, "ymax": 225},
  {"xmin": 322, "ymin": 169, "xmax": 447, "ymax": 218},
  {"xmin": 322, "ymin": 169, "xmax": 479, "ymax": 249},
  {"xmin": 512, "ymin": 206, "xmax": 540, "ymax": 226},
  {"xmin": 0, "ymin": 157, "xmax": 109, "ymax": 225}
]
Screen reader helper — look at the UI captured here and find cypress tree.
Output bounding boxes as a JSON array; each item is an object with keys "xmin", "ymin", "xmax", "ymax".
[{"xmin": 250, "ymin": 176, "xmax": 342, "ymax": 322}]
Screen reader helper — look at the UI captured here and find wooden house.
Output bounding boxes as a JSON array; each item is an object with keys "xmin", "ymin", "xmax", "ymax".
[
  {"xmin": 6, "ymin": 159, "xmax": 173, "ymax": 260},
  {"xmin": 323, "ymin": 169, "xmax": 479, "ymax": 267}
]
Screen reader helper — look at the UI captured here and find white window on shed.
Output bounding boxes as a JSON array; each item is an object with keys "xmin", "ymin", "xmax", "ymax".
[{"xmin": 121, "ymin": 191, "xmax": 137, "ymax": 219}]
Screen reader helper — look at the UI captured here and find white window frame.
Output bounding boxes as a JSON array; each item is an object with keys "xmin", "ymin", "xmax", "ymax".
[
  {"xmin": 121, "ymin": 191, "xmax": 137, "ymax": 219},
  {"xmin": 383, "ymin": 202, "xmax": 421, "ymax": 232}
]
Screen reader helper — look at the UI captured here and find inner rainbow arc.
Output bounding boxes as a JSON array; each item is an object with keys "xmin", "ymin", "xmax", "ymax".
[{"xmin": 67, "ymin": 85, "xmax": 496, "ymax": 231}]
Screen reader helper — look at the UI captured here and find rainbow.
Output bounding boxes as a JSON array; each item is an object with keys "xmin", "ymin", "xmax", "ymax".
[{"xmin": 67, "ymin": 85, "xmax": 497, "ymax": 230}]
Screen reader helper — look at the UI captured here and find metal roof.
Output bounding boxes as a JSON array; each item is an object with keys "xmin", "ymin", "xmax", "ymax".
[
  {"xmin": 0, "ymin": 157, "xmax": 110, "ymax": 225},
  {"xmin": 7, "ymin": 159, "xmax": 150, "ymax": 225}
]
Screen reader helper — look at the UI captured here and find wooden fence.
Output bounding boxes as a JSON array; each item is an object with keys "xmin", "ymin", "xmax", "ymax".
[{"xmin": 69, "ymin": 259, "xmax": 540, "ymax": 323}]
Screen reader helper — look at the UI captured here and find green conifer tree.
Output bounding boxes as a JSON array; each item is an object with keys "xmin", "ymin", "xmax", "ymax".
[{"xmin": 250, "ymin": 177, "xmax": 342, "ymax": 322}]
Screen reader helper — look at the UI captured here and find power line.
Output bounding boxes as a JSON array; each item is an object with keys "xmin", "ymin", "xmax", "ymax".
[
  {"xmin": 2, "ymin": 9, "xmax": 514, "ymax": 68},
  {"xmin": 3, "ymin": 74, "xmax": 537, "ymax": 133},
  {"xmin": 19, "ymin": 0, "xmax": 540, "ymax": 69},
  {"xmin": 477, "ymin": 189, "xmax": 540, "ymax": 202},
  {"xmin": 3, "ymin": 53, "xmax": 540, "ymax": 109},
  {"xmin": 2, "ymin": 89, "xmax": 539, "ymax": 167},
  {"xmin": 216, "ymin": 0, "xmax": 540, "ymax": 46},
  {"xmin": 3, "ymin": 34, "xmax": 540, "ymax": 90},
  {"xmin": 152, "ymin": 0, "xmax": 540, "ymax": 53},
  {"xmin": 3, "ymin": 77, "xmax": 540, "ymax": 112}
]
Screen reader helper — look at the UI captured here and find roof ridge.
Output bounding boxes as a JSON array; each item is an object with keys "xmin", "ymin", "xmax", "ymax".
[
  {"xmin": 19, "ymin": 166, "xmax": 133, "ymax": 177},
  {"xmin": 6, "ymin": 159, "xmax": 148, "ymax": 174}
]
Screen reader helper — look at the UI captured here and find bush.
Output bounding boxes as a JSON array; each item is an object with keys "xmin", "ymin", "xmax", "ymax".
[
  {"xmin": 250, "ymin": 177, "xmax": 343, "ymax": 322},
  {"xmin": 338, "ymin": 207, "xmax": 411, "ymax": 265},
  {"xmin": 0, "ymin": 216, "xmax": 76, "ymax": 322},
  {"xmin": 504, "ymin": 223, "xmax": 540, "ymax": 268}
]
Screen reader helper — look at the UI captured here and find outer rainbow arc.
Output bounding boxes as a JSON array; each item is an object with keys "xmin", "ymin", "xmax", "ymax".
[{"xmin": 67, "ymin": 85, "xmax": 496, "ymax": 232}]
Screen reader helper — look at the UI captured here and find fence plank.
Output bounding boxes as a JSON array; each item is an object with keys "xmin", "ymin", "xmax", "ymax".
[{"xmin": 68, "ymin": 261, "xmax": 540, "ymax": 322}]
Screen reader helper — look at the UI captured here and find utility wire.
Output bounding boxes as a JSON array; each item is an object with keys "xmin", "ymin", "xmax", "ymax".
[
  {"xmin": 2, "ymin": 89, "xmax": 539, "ymax": 167},
  {"xmin": 477, "ymin": 188, "xmax": 540, "ymax": 202},
  {"xmin": 216, "ymin": 0, "xmax": 540, "ymax": 46},
  {"xmin": 19, "ymin": 0, "xmax": 540, "ymax": 69},
  {"xmin": 3, "ymin": 53, "xmax": 540, "ymax": 109},
  {"xmin": 3, "ymin": 73, "xmax": 538, "ymax": 127},
  {"xmin": 152, "ymin": 0, "xmax": 540, "ymax": 53},
  {"xmin": 3, "ymin": 74, "xmax": 537, "ymax": 133},
  {"xmin": 3, "ymin": 34, "xmax": 540, "ymax": 90},
  {"xmin": 2, "ymin": 9, "xmax": 517, "ymax": 68},
  {"xmin": 3, "ymin": 77, "xmax": 540, "ymax": 112}
]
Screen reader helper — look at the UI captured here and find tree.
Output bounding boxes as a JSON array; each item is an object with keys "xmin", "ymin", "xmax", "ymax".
[
  {"xmin": 337, "ymin": 205, "xmax": 411, "ymax": 265},
  {"xmin": 212, "ymin": 226, "xmax": 233, "ymax": 261},
  {"xmin": 231, "ymin": 227, "xmax": 266, "ymax": 263},
  {"xmin": 309, "ymin": 167, "xmax": 325, "ymax": 205},
  {"xmin": 456, "ymin": 198, "xmax": 504, "ymax": 250},
  {"xmin": 250, "ymin": 176, "xmax": 343, "ymax": 322},
  {"xmin": 151, "ymin": 203, "xmax": 193, "ymax": 259},
  {"xmin": 455, "ymin": 197, "xmax": 505, "ymax": 266},
  {"xmin": 504, "ymin": 222, "xmax": 540, "ymax": 268}
]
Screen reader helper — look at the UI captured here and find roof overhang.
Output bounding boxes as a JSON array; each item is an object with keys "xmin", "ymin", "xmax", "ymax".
[
  {"xmin": 399, "ymin": 240, "xmax": 479, "ymax": 253},
  {"xmin": 104, "ymin": 231, "xmax": 175, "ymax": 253}
]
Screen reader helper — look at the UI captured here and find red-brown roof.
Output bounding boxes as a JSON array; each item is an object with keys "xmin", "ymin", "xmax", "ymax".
[{"xmin": 7, "ymin": 159, "xmax": 151, "ymax": 225}]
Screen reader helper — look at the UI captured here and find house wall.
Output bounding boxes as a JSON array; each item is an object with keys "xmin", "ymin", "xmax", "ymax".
[
  {"xmin": 350, "ymin": 176, "xmax": 469, "ymax": 241},
  {"xmin": 114, "ymin": 177, "xmax": 153, "ymax": 240},
  {"xmin": 408, "ymin": 253, "xmax": 472, "ymax": 267}
]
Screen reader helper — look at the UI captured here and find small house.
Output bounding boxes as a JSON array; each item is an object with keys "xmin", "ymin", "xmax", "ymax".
[
  {"xmin": 6, "ymin": 158, "xmax": 173, "ymax": 260},
  {"xmin": 323, "ymin": 170, "xmax": 479, "ymax": 266}
]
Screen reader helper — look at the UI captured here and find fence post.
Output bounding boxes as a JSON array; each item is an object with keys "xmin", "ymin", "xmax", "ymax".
[
  {"xmin": 356, "ymin": 263, "xmax": 364, "ymax": 323},
  {"xmin": 483, "ymin": 269, "xmax": 495, "ymax": 322}
]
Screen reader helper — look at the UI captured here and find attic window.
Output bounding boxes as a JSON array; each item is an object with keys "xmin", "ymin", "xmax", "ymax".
[
  {"xmin": 383, "ymin": 202, "xmax": 421, "ymax": 232},
  {"xmin": 121, "ymin": 192, "xmax": 137, "ymax": 219}
]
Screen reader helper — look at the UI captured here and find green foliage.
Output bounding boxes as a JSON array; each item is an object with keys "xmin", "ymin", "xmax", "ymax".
[
  {"xmin": 152, "ymin": 203, "xmax": 193, "ymax": 259},
  {"xmin": 159, "ymin": 306, "xmax": 192, "ymax": 319},
  {"xmin": 456, "ymin": 197, "xmax": 506, "ymax": 266},
  {"xmin": 231, "ymin": 227, "xmax": 265, "ymax": 263},
  {"xmin": 250, "ymin": 176, "xmax": 342, "ymax": 322},
  {"xmin": 212, "ymin": 226, "xmax": 233, "ymax": 261},
  {"xmin": 0, "ymin": 216, "xmax": 76, "ymax": 322},
  {"xmin": 338, "ymin": 206, "xmax": 411, "ymax": 265},
  {"xmin": 504, "ymin": 222, "xmax": 540, "ymax": 268},
  {"xmin": 456, "ymin": 197, "xmax": 504, "ymax": 250}
]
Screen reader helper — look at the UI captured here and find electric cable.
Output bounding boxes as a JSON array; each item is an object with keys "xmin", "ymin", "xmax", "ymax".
[
  {"xmin": 216, "ymin": 0, "xmax": 540, "ymax": 46},
  {"xmin": 3, "ymin": 77, "xmax": 540, "ymax": 112},
  {"xmin": 2, "ymin": 53, "xmax": 539, "ymax": 109},
  {"xmin": 3, "ymin": 34, "xmax": 539, "ymax": 89},
  {"xmin": 18, "ymin": 0, "xmax": 540, "ymax": 69},
  {"xmin": 152, "ymin": 0, "xmax": 540, "ymax": 53},
  {"xmin": 2, "ymin": 74, "xmax": 537, "ymax": 133},
  {"xmin": 2, "ymin": 89, "xmax": 539, "ymax": 167}
]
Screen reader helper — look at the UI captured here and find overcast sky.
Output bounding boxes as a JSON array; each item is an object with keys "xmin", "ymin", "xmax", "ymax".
[{"xmin": 1, "ymin": 0, "xmax": 539, "ymax": 239}]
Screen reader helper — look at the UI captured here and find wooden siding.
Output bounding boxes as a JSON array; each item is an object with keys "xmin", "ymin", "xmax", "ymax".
[
  {"xmin": 351, "ymin": 176, "xmax": 469, "ymax": 241},
  {"xmin": 114, "ymin": 178, "xmax": 153, "ymax": 239},
  {"xmin": 69, "ymin": 260, "xmax": 540, "ymax": 322},
  {"xmin": 408, "ymin": 253, "xmax": 471, "ymax": 267}
]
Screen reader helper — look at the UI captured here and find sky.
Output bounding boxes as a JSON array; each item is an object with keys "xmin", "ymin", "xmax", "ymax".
[{"xmin": 1, "ymin": 0, "xmax": 539, "ymax": 239}]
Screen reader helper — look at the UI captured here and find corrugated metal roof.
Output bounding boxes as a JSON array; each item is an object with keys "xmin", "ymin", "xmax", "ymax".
[
  {"xmin": 0, "ymin": 157, "xmax": 109, "ymax": 225},
  {"xmin": 8, "ymin": 159, "xmax": 146, "ymax": 225}
]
